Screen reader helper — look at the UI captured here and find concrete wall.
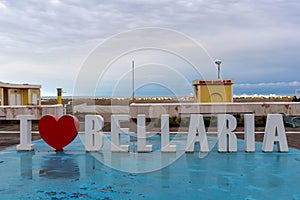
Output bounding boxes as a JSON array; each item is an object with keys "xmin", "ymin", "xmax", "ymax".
[
  {"xmin": 73, "ymin": 103, "xmax": 129, "ymax": 122},
  {"xmin": 130, "ymin": 102, "xmax": 300, "ymax": 118},
  {"xmin": 54, "ymin": 102, "xmax": 300, "ymax": 122},
  {"xmin": 0, "ymin": 104, "xmax": 64, "ymax": 120}
]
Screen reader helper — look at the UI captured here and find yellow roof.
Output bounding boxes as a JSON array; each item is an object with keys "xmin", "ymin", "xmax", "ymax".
[{"xmin": 0, "ymin": 81, "xmax": 41, "ymax": 89}]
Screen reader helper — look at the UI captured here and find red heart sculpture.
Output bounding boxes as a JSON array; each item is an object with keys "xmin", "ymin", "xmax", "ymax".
[{"xmin": 38, "ymin": 115, "xmax": 80, "ymax": 151}]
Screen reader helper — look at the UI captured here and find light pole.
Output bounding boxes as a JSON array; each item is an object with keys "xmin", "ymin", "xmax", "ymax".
[
  {"xmin": 215, "ymin": 59, "xmax": 222, "ymax": 79},
  {"xmin": 132, "ymin": 60, "xmax": 135, "ymax": 103}
]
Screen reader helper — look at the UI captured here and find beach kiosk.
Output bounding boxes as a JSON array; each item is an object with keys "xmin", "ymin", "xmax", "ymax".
[
  {"xmin": 0, "ymin": 81, "xmax": 41, "ymax": 106},
  {"xmin": 193, "ymin": 79, "xmax": 233, "ymax": 103}
]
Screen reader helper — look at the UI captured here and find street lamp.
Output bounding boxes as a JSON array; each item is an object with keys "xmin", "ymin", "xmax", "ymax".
[
  {"xmin": 215, "ymin": 59, "xmax": 222, "ymax": 79},
  {"xmin": 132, "ymin": 60, "xmax": 135, "ymax": 103}
]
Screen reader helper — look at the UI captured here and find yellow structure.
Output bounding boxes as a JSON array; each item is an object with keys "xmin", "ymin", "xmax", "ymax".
[
  {"xmin": 193, "ymin": 79, "xmax": 233, "ymax": 103},
  {"xmin": 0, "ymin": 82, "xmax": 41, "ymax": 106},
  {"xmin": 57, "ymin": 88, "xmax": 62, "ymax": 104}
]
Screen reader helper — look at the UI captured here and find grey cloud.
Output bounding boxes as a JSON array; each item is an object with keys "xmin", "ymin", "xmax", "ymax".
[{"xmin": 0, "ymin": 0, "xmax": 299, "ymax": 95}]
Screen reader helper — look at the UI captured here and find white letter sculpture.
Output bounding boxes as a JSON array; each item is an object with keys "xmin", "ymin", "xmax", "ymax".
[
  {"xmin": 161, "ymin": 114, "xmax": 176, "ymax": 152},
  {"xmin": 218, "ymin": 114, "xmax": 237, "ymax": 152},
  {"xmin": 185, "ymin": 114, "xmax": 209, "ymax": 153},
  {"xmin": 17, "ymin": 115, "xmax": 35, "ymax": 151},
  {"xmin": 262, "ymin": 114, "xmax": 288, "ymax": 152},
  {"xmin": 111, "ymin": 115, "xmax": 130, "ymax": 152},
  {"xmin": 137, "ymin": 114, "xmax": 152, "ymax": 152},
  {"xmin": 244, "ymin": 114, "xmax": 255, "ymax": 152},
  {"xmin": 85, "ymin": 115, "xmax": 104, "ymax": 152}
]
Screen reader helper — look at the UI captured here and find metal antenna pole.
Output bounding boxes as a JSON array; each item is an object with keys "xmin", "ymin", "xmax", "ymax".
[
  {"xmin": 132, "ymin": 60, "xmax": 135, "ymax": 102},
  {"xmin": 218, "ymin": 63, "xmax": 220, "ymax": 79},
  {"xmin": 215, "ymin": 60, "xmax": 222, "ymax": 79}
]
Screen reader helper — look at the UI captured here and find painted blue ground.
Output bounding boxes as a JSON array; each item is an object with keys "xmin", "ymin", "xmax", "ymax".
[{"xmin": 0, "ymin": 134, "xmax": 300, "ymax": 200}]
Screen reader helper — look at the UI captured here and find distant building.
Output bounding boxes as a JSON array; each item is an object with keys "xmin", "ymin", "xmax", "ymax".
[
  {"xmin": 193, "ymin": 79, "xmax": 233, "ymax": 103},
  {"xmin": 0, "ymin": 82, "xmax": 41, "ymax": 106}
]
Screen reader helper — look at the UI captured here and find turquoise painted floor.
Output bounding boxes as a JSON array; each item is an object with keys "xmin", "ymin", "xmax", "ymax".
[{"xmin": 0, "ymin": 134, "xmax": 300, "ymax": 199}]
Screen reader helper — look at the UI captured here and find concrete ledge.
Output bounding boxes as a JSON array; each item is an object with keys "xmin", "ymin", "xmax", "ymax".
[
  {"xmin": 73, "ymin": 103, "xmax": 129, "ymax": 122},
  {"xmin": 130, "ymin": 102, "xmax": 300, "ymax": 118},
  {"xmin": 0, "ymin": 104, "xmax": 64, "ymax": 120}
]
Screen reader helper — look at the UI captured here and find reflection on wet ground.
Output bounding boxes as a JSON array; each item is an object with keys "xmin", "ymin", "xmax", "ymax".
[
  {"xmin": 39, "ymin": 152, "xmax": 80, "ymax": 179},
  {"xmin": 0, "ymin": 135, "xmax": 300, "ymax": 199}
]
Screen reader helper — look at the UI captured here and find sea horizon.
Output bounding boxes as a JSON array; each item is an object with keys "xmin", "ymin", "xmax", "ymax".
[
  {"xmin": 40, "ymin": 80, "xmax": 300, "ymax": 98},
  {"xmin": 41, "ymin": 93, "xmax": 295, "ymax": 99}
]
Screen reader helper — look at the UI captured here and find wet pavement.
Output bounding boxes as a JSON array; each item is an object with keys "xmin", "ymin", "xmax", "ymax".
[{"xmin": 0, "ymin": 134, "xmax": 300, "ymax": 199}]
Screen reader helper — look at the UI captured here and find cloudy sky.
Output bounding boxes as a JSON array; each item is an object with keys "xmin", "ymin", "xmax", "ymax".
[{"xmin": 1, "ymin": 0, "xmax": 300, "ymax": 96}]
